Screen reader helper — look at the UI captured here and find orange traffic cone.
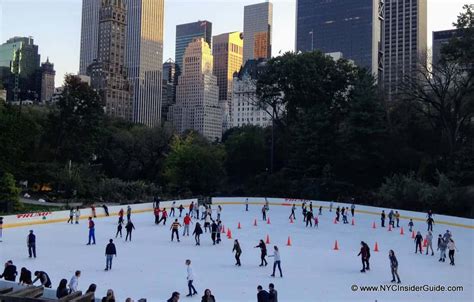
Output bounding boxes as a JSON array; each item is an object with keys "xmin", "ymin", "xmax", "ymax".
[
  {"xmin": 333, "ymin": 218, "xmax": 338, "ymax": 224},
  {"xmin": 351, "ymin": 218, "xmax": 355, "ymax": 226},
  {"xmin": 388, "ymin": 225, "xmax": 392, "ymax": 231},
  {"xmin": 266, "ymin": 234, "xmax": 271, "ymax": 244},
  {"xmin": 287, "ymin": 236, "xmax": 292, "ymax": 246},
  {"xmin": 254, "ymin": 219, "xmax": 257, "ymax": 226},
  {"xmin": 400, "ymin": 227, "xmax": 404, "ymax": 235},
  {"xmin": 374, "ymin": 242, "xmax": 379, "ymax": 252},
  {"xmin": 290, "ymin": 217, "xmax": 294, "ymax": 224},
  {"xmin": 238, "ymin": 222, "xmax": 241, "ymax": 229},
  {"xmin": 411, "ymin": 231, "xmax": 415, "ymax": 239},
  {"xmin": 267, "ymin": 217, "xmax": 271, "ymax": 224},
  {"xmin": 333, "ymin": 240, "xmax": 339, "ymax": 250},
  {"xmin": 227, "ymin": 229, "xmax": 232, "ymax": 239},
  {"xmin": 372, "ymin": 222, "xmax": 376, "ymax": 229},
  {"xmin": 423, "ymin": 238, "xmax": 428, "ymax": 247}
]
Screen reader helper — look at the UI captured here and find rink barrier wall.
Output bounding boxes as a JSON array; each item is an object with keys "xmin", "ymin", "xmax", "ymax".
[
  {"xmin": 1, "ymin": 199, "xmax": 195, "ymax": 229},
  {"xmin": 212, "ymin": 197, "xmax": 474, "ymax": 230}
]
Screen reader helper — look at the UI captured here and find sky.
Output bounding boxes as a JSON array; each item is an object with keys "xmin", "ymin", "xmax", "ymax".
[{"xmin": 0, "ymin": 0, "xmax": 467, "ymax": 87}]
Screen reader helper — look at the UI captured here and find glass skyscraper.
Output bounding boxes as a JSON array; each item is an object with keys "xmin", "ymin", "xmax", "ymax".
[
  {"xmin": 175, "ymin": 20, "xmax": 212, "ymax": 73},
  {"xmin": 79, "ymin": 0, "xmax": 100, "ymax": 75},
  {"xmin": 295, "ymin": 0, "xmax": 383, "ymax": 77},
  {"xmin": 243, "ymin": 2, "xmax": 273, "ymax": 64}
]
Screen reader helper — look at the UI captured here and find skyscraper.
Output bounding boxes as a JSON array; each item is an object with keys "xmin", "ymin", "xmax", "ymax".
[
  {"xmin": 383, "ymin": 0, "xmax": 427, "ymax": 100},
  {"xmin": 125, "ymin": 0, "xmax": 164, "ymax": 127},
  {"xmin": 79, "ymin": 0, "xmax": 101, "ymax": 75},
  {"xmin": 168, "ymin": 38, "xmax": 222, "ymax": 141},
  {"xmin": 39, "ymin": 58, "xmax": 55, "ymax": 103},
  {"xmin": 162, "ymin": 58, "xmax": 176, "ymax": 122},
  {"xmin": 213, "ymin": 32, "xmax": 243, "ymax": 130},
  {"xmin": 243, "ymin": 2, "xmax": 273, "ymax": 64},
  {"xmin": 295, "ymin": 0, "xmax": 384, "ymax": 78},
  {"xmin": 175, "ymin": 20, "xmax": 212, "ymax": 73},
  {"xmin": 88, "ymin": 0, "xmax": 131, "ymax": 120},
  {"xmin": 432, "ymin": 29, "xmax": 460, "ymax": 69}
]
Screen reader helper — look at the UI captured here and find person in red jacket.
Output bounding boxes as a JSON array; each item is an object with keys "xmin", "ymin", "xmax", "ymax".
[
  {"xmin": 183, "ymin": 214, "xmax": 192, "ymax": 236},
  {"xmin": 159, "ymin": 208, "xmax": 168, "ymax": 225},
  {"xmin": 118, "ymin": 208, "xmax": 124, "ymax": 225},
  {"xmin": 154, "ymin": 207, "xmax": 161, "ymax": 225},
  {"xmin": 87, "ymin": 217, "xmax": 96, "ymax": 245}
]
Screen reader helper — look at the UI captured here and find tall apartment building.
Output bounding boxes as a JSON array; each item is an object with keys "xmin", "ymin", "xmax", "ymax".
[
  {"xmin": 231, "ymin": 59, "xmax": 273, "ymax": 128},
  {"xmin": 243, "ymin": 2, "xmax": 273, "ymax": 64},
  {"xmin": 383, "ymin": 0, "xmax": 427, "ymax": 100},
  {"xmin": 39, "ymin": 58, "xmax": 55, "ymax": 103},
  {"xmin": 212, "ymin": 32, "xmax": 243, "ymax": 130},
  {"xmin": 162, "ymin": 58, "xmax": 176, "ymax": 122},
  {"xmin": 79, "ymin": 0, "xmax": 101, "ymax": 75},
  {"xmin": 88, "ymin": 0, "xmax": 131, "ymax": 120},
  {"xmin": 295, "ymin": 0, "xmax": 384, "ymax": 79},
  {"xmin": 168, "ymin": 38, "xmax": 222, "ymax": 141},
  {"xmin": 175, "ymin": 21, "xmax": 212, "ymax": 73},
  {"xmin": 125, "ymin": 0, "xmax": 165, "ymax": 126}
]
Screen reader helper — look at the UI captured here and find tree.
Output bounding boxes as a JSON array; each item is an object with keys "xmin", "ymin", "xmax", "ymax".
[
  {"xmin": 163, "ymin": 132, "xmax": 226, "ymax": 196},
  {"xmin": 49, "ymin": 75, "xmax": 105, "ymax": 163},
  {"xmin": 0, "ymin": 171, "xmax": 21, "ymax": 213}
]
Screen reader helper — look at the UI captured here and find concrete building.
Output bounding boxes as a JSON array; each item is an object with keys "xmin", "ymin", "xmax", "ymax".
[
  {"xmin": 168, "ymin": 38, "xmax": 222, "ymax": 141},
  {"xmin": 231, "ymin": 59, "xmax": 273, "ymax": 128},
  {"xmin": 162, "ymin": 58, "xmax": 176, "ymax": 122},
  {"xmin": 79, "ymin": 0, "xmax": 101, "ymax": 75},
  {"xmin": 432, "ymin": 29, "xmax": 460, "ymax": 68},
  {"xmin": 212, "ymin": 32, "xmax": 243, "ymax": 130},
  {"xmin": 243, "ymin": 2, "xmax": 273, "ymax": 64},
  {"xmin": 383, "ymin": 0, "xmax": 427, "ymax": 100},
  {"xmin": 39, "ymin": 58, "xmax": 55, "ymax": 103},
  {"xmin": 175, "ymin": 21, "xmax": 212, "ymax": 74},
  {"xmin": 125, "ymin": 0, "xmax": 164, "ymax": 127},
  {"xmin": 88, "ymin": 0, "xmax": 131, "ymax": 120},
  {"xmin": 295, "ymin": 0, "xmax": 384, "ymax": 79}
]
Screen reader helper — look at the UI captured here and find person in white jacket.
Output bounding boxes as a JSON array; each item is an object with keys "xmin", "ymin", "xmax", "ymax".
[
  {"xmin": 269, "ymin": 246, "xmax": 283, "ymax": 278},
  {"xmin": 68, "ymin": 270, "xmax": 81, "ymax": 292},
  {"xmin": 74, "ymin": 207, "xmax": 80, "ymax": 224},
  {"xmin": 185, "ymin": 259, "xmax": 198, "ymax": 297}
]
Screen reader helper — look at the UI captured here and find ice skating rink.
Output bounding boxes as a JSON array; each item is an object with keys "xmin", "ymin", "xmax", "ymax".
[{"xmin": 1, "ymin": 201, "xmax": 473, "ymax": 301}]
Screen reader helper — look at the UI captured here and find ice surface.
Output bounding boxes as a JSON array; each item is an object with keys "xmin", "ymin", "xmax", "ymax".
[{"xmin": 1, "ymin": 204, "xmax": 472, "ymax": 302}]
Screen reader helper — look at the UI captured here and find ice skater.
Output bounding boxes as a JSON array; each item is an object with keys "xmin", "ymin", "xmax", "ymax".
[
  {"xmin": 305, "ymin": 210, "xmax": 313, "ymax": 227},
  {"xmin": 170, "ymin": 201, "xmax": 176, "ymax": 217},
  {"xmin": 91, "ymin": 205, "xmax": 96, "ymax": 218},
  {"xmin": 314, "ymin": 215, "xmax": 319, "ymax": 228},
  {"xmin": 350, "ymin": 201, "xmax": 355, "ymax": 217},
  {"xmin": 216, "ymin": 220, "xmax": 222, "ymax": 244},
  {"xmin": 189, "ymin": 202, "xmax": 195, "ymax": 216},
  {"xmin": 204, "ymin": 213, "xmax": 211, "ymax": 233},
  {"xmin": 414, "ymin": 231, "xmax": 423, "ymax": 254},
  {"xmin": 438, "ymin": 235, "xmax": 447, "ymax": 262},
  {"xmin": 27, "ymin": 230, "xmax": 36, "ymax": 258},
  {"xmin": 318, "ymin": 206, "xmax": 322, "ymax": 215},
  {"xmin": 87, "ymin": 217, "xmax": 96, "ymax": 245},
  {"xmin": 126, "ymin": 205, "xmax": 132, "ymax": 221},
  {"xmin": 329, "ymin": 200, "xmax": 333, "ymax": 212},
  {"xmin": 178, "ymin": 204, "xmax": 184, "ymax": 217},
  {"xmin": 408, "ymin": 219, "xmax": 414, "ymax": 232},
  {"xmin": 102, "ymin": 204, "xmax": 109, "ymax": 216},
  {"xmin": 395, "ymin": 211, "xmax": 400, "ymax": 227},
  {"xmin": 118, "ymin": 208, "xmax": 124, "ymax": 225},
  {"xmin": 302, "ymin": 205, "xmax": 307, "ymax": 222},
  {"xmin": 185, "ymin": 259, "xmax": 198, "ymax": 297},
  {"xmin": 255, "ymin": 239, "xmax": 268, "ymax": 267},
  {"xmin": 447, "ymin": 238, "xmax": 458, "ymax": 265},
  {"xmin": 154, "ymin": 207, "xmax": 160, "ymax": 224},
  {"xmin": 389, "ymin": 250, "xmax": 401, "ymax": 283},
  {"xmin": 217, "ymin": 205, "xmax": 222, "ymax": 220},
  {"xmin": 381, "ymin": 210, "xmax": 386, "ymax": 227},
  {"xmin": 358, "ymin": 241, "xmax": 370, "ymax": 272},
  {"xmin": 75, "ymin": 207, "xmax": 81, "ymax": 224},
  {"xmin": 183, "ymin": 214, "xmax": 192, "ymax": 236},
  {"xmin": 192, "ymin": 222, "xmax": 203, "ymax": 246},
  {"xmin": 115, "ymin": 221, "xmax": 123, "ymax": 238},
  {"xmin": 425, "ymin": 231, "xmax": 434, "ymax": 256},
  {"xmin": 105, "ymin": 239, "xmax": 117, "ymax": 271},
  {"xmin": 233, "ymin": 239, "xmax": 242, "ymax": 266},
  {"xmin": 342, "ymin": 210, "xmax": 348, "ymax": 224},
  {"xmin": 170, "ymin": 219, "xmax": 182, "ymax": 242},
  {"xmin": 262, "ymin": 205, "xmax": 267, "ymax": 221},
  {"xmin": 427, "ymin": 216, "xmax": 435, "ymax": 231},
  {"xmin": 245, "ymin": 198, "xmax": 249, "ymax": 211},
  {"xmin": 309, "ymin": 202, "xmax": 313, "ymax": 213},
  {"xmin": 336, "ymin": 207, "xmax": 340, "ymax": 222},
  {"xmin": 289, "ymin": 204, "xmax": 296, "ymax": 220},
  {"xmin": 125, "ymin": 220, "xmax": 135, "ymax": 241},
  {"xmin": 211, "ymin": 220, "xmax": 218, "ymax": 245},
  {"xmin": 388, "ymin": 210, "xmax": 394, "ymax": 227},
  {"xmin": 159, "ymin": 208, "xmax": 168, "ymax": 225},
  {"xmin": 67, "ymin": 208, "xmax": 74, "ymax": 224},
  {"xmin": 269, "ymin": 246, "xmax": 283, "ymax": 278}
]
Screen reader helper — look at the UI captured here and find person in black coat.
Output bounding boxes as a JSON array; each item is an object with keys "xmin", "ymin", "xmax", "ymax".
[
  {"xmin": 27, "ymin": 230, "xmax": 36, "ymax": 258},
  {"xmin": 167, "ymin": 291, "xmax": 180, "ymax": 302},
  {"xmin": 33, "ymin": 271, "xmax": 52, "ymax": 288},
  {"xmin": 257, "ymin": 285, "xmax": 270, "ymax": 302},
  {"xmin": 0, "ymin": 261, "xmax": 17, "ymax": 281},
  {"xmin": 56, "ymin": 278, "xmax": 70, "ymax": 298},
  {"xmin": 192, "ymin": 222, "xmax": 203, "ymax": 246},
  {"xmin": 105, "ymin": 239, "xmax": 117, "ymax": 271},
  {"xmin": 389, "ymin": 250, "xmax": 401, "ymax": 283},
  {"xmin": 19, "ymin": 267, "xmax": 32, "ymax": 285},
  {"xmin": 268, "ymin": 283, "xmax": 278, "ymax": 302},
  {"xmin": 414, "ymin": 231, "xmax": 423, "ymax": 254},
  {"xmin": 211, "ymin": 221, "xmax": 218, "ymax": 245},
  {"xmin": 201, "ymin": 289, "xmax": 216, "ymax": 302},
  {"xmin": 305, "ymin": 211, "xmax": 313, "ymax": 227},
  {"xmin": 233, "ymin": 239, "xmax": 242, "ymax": 266},
  {"xmin": 335, "ymin": 207, "xmax": 340, "ymax": 221},
  {"xmin": 125, "ymin": 220, "xmax": 135, "ymax": 241},
  {"xmin": 381, "ymin": 211, "xmax": 386, "ymax": 227},
  {"xmin": 255, "ymin": 240, "xmax": 268, "ymax": 267}
]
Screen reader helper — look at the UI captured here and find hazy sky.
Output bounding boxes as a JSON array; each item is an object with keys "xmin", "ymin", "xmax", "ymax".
[{"xmin": 0, "ymin": 0, "xmax": 467, "ymax": 86}]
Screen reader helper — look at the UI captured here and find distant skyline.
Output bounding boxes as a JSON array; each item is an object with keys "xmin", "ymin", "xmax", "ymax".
[{"xmin": 0, "ymin": 0, "xmax": 468, "ymax": 86}]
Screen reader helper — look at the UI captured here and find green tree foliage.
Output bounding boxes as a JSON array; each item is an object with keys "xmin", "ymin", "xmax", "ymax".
[
  {"xmin": 164, "ymin": 132, "xmax": 226, "ymax": 196},
  {"xmin": 0, "ymin": 171, "xmax": 21, "ymax": 212}
]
